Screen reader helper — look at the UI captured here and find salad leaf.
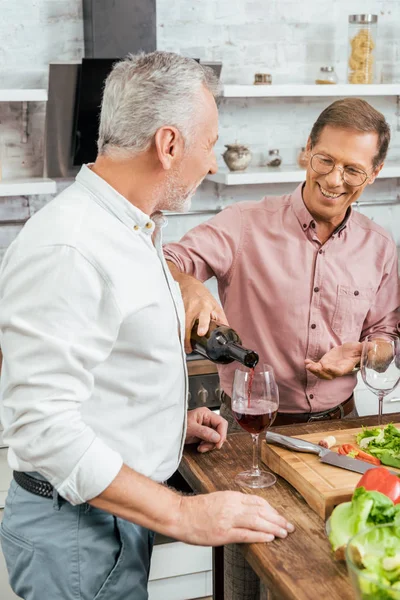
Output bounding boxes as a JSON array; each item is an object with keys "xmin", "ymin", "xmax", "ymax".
[
  {"xmin": 329, "ymin": 488, "xmax": 400, "ymax": 552},
  {"xmin": 356, "ymin": 425, "xmax": 400, "ymax": 469},
  {"xmin": 348, "ymin": 525, "xmax": 400, "ymax": 599}
]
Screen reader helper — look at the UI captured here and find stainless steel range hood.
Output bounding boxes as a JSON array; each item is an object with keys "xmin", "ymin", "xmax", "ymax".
[
  {"xmin": 45, "ymin": 1, "xmax": 157, "ymax": 178},
  {"xmin": 82, "ymin": 0, "xmax": 156, "ymax": 58}
]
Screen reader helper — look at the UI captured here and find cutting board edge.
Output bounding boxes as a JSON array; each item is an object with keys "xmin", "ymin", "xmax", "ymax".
[{"xmin": 261, "ymin": 422, "xmax": 400, "ymax": 519}]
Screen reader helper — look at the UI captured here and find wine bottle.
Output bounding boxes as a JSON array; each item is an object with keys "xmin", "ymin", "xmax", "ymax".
[{"xmin": 190, "ymin": 321, "xmax": 259, "ymax": 368}]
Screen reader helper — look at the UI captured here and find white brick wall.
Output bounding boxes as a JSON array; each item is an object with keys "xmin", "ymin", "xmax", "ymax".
[{"xmin": 0, "ymin": 0, "xmax": 399, "ymax": 253}]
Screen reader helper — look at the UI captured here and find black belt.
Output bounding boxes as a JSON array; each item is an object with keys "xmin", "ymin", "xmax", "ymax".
[{"xmin": 13, "ymin": 471, "xmax": 54, "ymax": 499}]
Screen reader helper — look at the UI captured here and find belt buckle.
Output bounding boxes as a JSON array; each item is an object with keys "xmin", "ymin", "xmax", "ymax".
[{"xmin": 307, "ymin": 412, "xmax": 329, "ymax": 422}]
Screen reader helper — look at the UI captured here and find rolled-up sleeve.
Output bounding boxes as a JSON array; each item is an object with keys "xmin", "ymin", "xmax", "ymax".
[
  {"xmin": 164, "ymin": 203, "xmax": 243, "ymax": 282},
  {"xmin": 361, "ymin": 241, "xmax": 400, "ymax": 341},
  {"xmin": 0, "ymin": 245, "xmax": 124, "ymax": 505}
]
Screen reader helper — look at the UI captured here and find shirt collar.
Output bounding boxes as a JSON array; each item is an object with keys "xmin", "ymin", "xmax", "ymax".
[
  {"xmin": 75, "ymin": 164, "xmax": 165, "ymax": 236},
  {"xmin": 291, "ymin": 182, "xmax": 352, "ymax": 238}
]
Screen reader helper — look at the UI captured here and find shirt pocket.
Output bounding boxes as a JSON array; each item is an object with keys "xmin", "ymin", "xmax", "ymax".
[{"xmin": 331, "ymin": 285, "xmax": 375, "ymax": 340}]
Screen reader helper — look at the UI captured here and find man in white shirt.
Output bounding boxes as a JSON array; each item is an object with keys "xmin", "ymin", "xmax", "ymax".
[{"xmin": 0, "ymin": 52, "xmax": 293, "ymax": 600}]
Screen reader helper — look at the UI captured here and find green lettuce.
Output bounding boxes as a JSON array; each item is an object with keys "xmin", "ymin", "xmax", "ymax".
[
  {"xmin": 329, "ymin": 488, "xmax": 400, "ymax": 552},
  {"xmin": 357, "ymin": 425, "xmax": 400, "ymax": 469},
  {"xmin": 348, "ymin": 525, "xmax": 400, "ymax": 599}
]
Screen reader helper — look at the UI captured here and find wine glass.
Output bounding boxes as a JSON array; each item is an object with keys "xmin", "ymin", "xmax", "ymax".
[
  {"xmin": 231, "ymin": 365, "xmax": 279, "ymax": 488},
  {"xmin": 360, "ymin": 336, "xmax": 400, "ymax": 425}
]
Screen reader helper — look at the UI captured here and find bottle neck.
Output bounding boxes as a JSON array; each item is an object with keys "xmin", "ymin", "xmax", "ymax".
[
  {"xmin": 224, "ymin": 342, "xmax": 259, "ymax": 369},
  {"xmin": 190, "ymin": 320, "xmax": 259, "ymax": 367}
]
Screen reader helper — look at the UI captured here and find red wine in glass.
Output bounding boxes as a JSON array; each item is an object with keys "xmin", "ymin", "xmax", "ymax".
[
  {"xmin": 233, "ymin": 404, "xmax": 277, "ymax": 434},
  {"xmin": 231, "ymin": 366, "xmax": 279, "ymax": 489}
]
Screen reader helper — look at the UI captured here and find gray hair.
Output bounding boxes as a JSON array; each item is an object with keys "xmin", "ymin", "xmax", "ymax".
[{"xmin": 97, "ymin": 51, "xmax": 220, "ymax": 158}]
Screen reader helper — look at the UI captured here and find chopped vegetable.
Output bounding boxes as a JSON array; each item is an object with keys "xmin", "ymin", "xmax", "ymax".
[
  {"xmin": 347, "ymin": 525, "xmax": 400, "ymax": 599},
  {"xmin": 328, "ymin": 487, "xmax": 400, "ymax": 560},
  {"xmin": 356, "ymin": 468, "xmax": 400, "ymax": 505},
  {"xmin": 357, "ymin": 424, "xmax": 400, "ymax": 469},
  {"xmin": 338, "ymin": 443, "xmax": 381, "ymax": 466},
  {"xmin": 319, "ymin": 435, "xmax": 336, "ymax": 449}
]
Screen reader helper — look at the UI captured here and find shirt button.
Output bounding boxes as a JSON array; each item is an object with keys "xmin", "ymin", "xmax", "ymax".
[
  {"xmin": 311, "ymin": 323, "xmax": 316, "ymax": 329},
  {"xmin": 303, "ymin": 223, "xmax": 307, "ymax": 228},
  {"xmin": 318, "ymin": 249, "xmax": 323, "ymax": 255},
  {"xmin": 354, "ymin": 290, "xmax": 359, "ymax": 296},
  {"xmin": 145, "ymin": 222, "xmax": 153, "ymax": 229},
  {"xmin": 309, "ymin": 394, "xmax": 314, "ymax": 400},
  {"xmin": 133, "ymin": 225, "xmax": 140, "ymax": 231},
  {"xmin": 314, "ymin": 286, "xmax": 320, "ymax": 293},
  {"xmin": 311, "ymin": 222, "xmax": 316, "ymax": 229}
]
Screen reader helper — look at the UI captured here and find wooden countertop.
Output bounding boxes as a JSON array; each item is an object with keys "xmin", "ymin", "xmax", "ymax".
[{"xmin": 179, "ymin": 414, "xmax": 398, "ymax": 600}]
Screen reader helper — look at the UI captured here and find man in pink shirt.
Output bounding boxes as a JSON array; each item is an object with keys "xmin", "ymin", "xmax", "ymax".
[{"xmin": 165, "ymin": 98, "xmax": 400, "ymax": 429}]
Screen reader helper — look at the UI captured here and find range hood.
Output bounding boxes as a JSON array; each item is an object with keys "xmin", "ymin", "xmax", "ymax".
[
  {"xmin": 82, "ymin": 0, "xmax": 156, "ymax": 58},
  {"xmin": 45, "ymin": 1, "xmax": 221, "ymax": 178}
]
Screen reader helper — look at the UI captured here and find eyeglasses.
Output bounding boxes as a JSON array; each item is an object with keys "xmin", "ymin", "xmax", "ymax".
[{"xmin": 310, "ymin": 153, "xmax": 371, "ymax": 187}]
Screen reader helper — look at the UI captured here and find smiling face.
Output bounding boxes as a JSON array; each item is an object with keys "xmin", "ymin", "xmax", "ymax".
[{"xmin": 303, "ymin": 125, "xmax": 384, "ymax": 226}]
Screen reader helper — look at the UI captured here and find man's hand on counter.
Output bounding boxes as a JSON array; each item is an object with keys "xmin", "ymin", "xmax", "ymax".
[
  {"xmin": 90, "ymin": 464, "xmax": 295, "ymax": 547},
  {"xmin": 179, "ymin": 491, "xmax": 295, "ymax": 546},
  {"xmin": 166, "ymin": 261, "xmax": 228, "ymax": 352},
  {"xmin": 305, "ymin": 342, "xmax": 363, "ymax": 380},
  {"xmin": 185, "ymin": 407, "xmax": 228, "ymax": 452}
]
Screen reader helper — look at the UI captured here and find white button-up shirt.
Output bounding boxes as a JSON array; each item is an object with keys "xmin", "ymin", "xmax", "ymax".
[{"xmin": 0, "ymin": 165, "xmax": 188, "ymax": 505}]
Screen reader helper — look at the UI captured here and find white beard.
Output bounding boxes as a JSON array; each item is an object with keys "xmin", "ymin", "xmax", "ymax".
[{"xmin": 156, "ymin": 167, "xmax": 202, "ymax": 213}]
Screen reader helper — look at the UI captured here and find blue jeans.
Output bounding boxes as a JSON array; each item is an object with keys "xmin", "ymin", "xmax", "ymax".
[{"xmin": 1, "ymin": 479, "xmax": 155, "ymax": 600}]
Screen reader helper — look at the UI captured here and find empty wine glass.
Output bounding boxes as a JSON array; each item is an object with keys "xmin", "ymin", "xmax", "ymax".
[
  {"xmin": 360, "ymin": 336, "xmax": 400, "ymax": 425},
  {"xmin": 231, "ymin": 365, "xmax": 279, "ymax": 488}
]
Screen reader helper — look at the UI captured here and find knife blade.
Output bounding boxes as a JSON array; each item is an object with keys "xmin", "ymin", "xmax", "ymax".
[{"xmin": 265, "ymin": 431, "xmax": 399, "ymax": 476}]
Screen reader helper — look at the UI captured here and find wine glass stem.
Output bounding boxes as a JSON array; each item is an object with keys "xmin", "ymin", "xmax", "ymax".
[
  {"xmin": 378, "ymin": 392, "xmax": 384, "ymax": 426},
  {"xmin": 251, "ymin": 434, "xmax": 260, "ymax": 475}
]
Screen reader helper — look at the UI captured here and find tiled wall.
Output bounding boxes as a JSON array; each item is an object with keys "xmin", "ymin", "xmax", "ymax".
[{"xmin": 0, "ymin": 0, "xmax": 399, "ymax": 258}]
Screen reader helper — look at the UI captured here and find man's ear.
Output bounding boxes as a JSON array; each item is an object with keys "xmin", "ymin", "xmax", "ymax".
[
  {"xmin": 368, "ymin": 162, "xmax": 384, "ymax": 185},
  {"xmin": 305, "ymin": 136, "xmax": 312, "ymax": 154},
  {"xmin": 154, "ymin": 126, "xmax": 184, "ymax": 171}
]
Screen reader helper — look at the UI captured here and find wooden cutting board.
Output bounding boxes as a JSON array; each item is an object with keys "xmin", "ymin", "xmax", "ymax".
[{"xmin": 261, "ymin": 423, "xmax": 400, "ymax": 520}]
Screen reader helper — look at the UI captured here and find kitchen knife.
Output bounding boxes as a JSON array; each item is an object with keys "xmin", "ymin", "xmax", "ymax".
[{"xmin": 265, "ymin": 431, "xmax": 399, "ymax": 476}]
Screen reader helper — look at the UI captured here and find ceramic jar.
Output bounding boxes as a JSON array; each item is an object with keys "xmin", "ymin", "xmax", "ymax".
[
  {"xmin": 297, "ymin": 147, "xmax": 308, "ymax": 169},
  {"xmin": 266, "ymin": 149, "xmax": 282, "ymax": 168},
  {"xmin": 222, "ymin": 144, "xmax": 252, "ymax": 171}
]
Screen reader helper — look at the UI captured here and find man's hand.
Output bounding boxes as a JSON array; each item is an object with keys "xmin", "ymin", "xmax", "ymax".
[
  {"xmin": 166, "ymin": 261, "xmax": 228, "ymax": 352},
  {"xmin": 178, "ymin": 491, "xmax": 295, "ymax": 546},
  {"xmin": 305, "ymin": 342, "xmax": 362, "ymax": 380},
  {"xmin": 185, "ymin": 407, "xmax": 228, "ymax": 453}
]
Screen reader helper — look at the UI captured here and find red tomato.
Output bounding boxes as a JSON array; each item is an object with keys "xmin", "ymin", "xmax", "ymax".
[{"xmin": 357, "ymin": 467, "xmax": 400, "ymax": 504}]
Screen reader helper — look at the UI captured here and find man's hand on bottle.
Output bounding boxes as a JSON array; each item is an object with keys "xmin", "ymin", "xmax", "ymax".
[
  {"xmin": 185, "ymin": 407, "xmax": 228, "ymax": 453},
  {"xmin": 176, "ymin": 491, "xmax": 295, "ymax": 546},
  {"xmin": 305, "ymin": 342, "xmax": 363, "ymax": 380},
  {"xmin": 166, "ymin": 261, "xmax": 228, "ymax": 352}
]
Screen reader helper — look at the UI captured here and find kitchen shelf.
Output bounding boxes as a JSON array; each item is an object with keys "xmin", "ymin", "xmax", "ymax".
[
  {"xmin": 206, "ymin": 161, "xmax": 400, "ymax": 186},
  {"xmin": 0, "ymin": 89, "xmax": 48, "ymax": 102},
  {"xmin": 222, "ymin": 84, "xmax": 400, "ymax": 98},
  {"xmin": 0, "ymin": 178, "xmax": 56, "ymax": 197}
]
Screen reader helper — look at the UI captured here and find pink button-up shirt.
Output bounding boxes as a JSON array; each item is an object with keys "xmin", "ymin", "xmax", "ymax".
[{"xmin": 164, "ymin": 184, "xmax": 400, "ymax": 413}]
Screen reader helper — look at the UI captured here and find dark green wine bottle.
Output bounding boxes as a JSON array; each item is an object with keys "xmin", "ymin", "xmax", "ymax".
[{"xmin": 190, "ymin": 321, "xmax": 259, "ymax": 368}]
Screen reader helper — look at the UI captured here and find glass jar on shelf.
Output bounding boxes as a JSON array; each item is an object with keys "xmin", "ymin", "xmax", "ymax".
[
  {"xmin": 315, "ymin": 66, "xmax": 338, "ymax": 85},
  {"xmin": 297, "ymin": 147, "xmax": 308, "ymax": 169},
  {"xmin": 347, "ymin": 14, "xmax": 378, "ymax": 85},
  {"xmin": 254, "ymin": 73, "xmax": 272, "ymax": 85},
  {"xmin": 266, "ymin": 149, "xmax": 282, "ymax": 168}
]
